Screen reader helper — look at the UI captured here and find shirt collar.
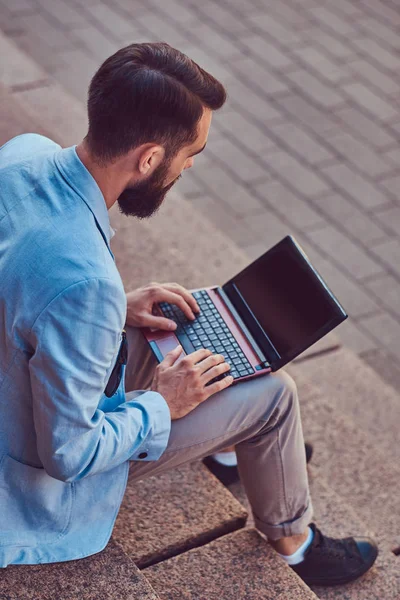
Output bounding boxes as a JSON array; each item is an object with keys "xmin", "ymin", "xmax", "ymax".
[{"xmin": 54, "ymin": 145, "xmax": 115, "ymax": 250}]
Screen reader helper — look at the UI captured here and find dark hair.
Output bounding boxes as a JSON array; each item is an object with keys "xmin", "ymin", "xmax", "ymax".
[{"xmin": 85, "ymin": 42, "xmax": 227, "ymax": 163}]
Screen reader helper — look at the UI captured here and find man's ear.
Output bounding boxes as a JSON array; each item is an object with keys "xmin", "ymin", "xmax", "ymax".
[{"xmin": 137, "ymin": 144, "xmax": 165, "ymax": 176}]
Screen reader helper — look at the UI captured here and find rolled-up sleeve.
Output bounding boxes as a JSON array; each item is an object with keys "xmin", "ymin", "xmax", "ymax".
[{"xmin": 28, "ymin": 277, "xmax": 171, "ymax": 483}]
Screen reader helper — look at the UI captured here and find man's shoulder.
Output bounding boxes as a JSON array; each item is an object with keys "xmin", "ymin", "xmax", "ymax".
[
  {"xmin": 0, "ymin": 134, "xmax": 60, "ymax": 165},
  {"xmin": 29, "ymin": 275, "xmax": 127, "ymax": 338}
]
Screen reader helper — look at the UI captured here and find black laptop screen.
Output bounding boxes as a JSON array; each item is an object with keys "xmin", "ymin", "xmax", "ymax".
[{"xmin": 229, "ymin": 242, "xmax": 339, "ymax": 357}]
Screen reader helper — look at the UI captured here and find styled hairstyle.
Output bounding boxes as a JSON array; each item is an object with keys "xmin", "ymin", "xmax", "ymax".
[{"xmin": 85, "ymin": 42, "xmax": 227, "ymax": 164}]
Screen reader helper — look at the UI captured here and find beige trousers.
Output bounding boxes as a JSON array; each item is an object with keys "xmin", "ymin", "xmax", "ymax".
[{"xmin": 124, "ymin": 325, "xmax": 313, "ymax": 540}]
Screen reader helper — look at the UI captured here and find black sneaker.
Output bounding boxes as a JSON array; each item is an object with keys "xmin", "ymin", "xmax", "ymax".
[{"xmin": 290, "ymin": 523, "xmax": 378, "ymax": 587}]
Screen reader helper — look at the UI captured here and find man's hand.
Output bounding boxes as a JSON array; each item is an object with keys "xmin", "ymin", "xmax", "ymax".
[
  {"xmin": 125, "ymin": 282, "xmax": 201, "ymax": 330},
  {"xmin": 151, "ymin": 345, "xmax": 233, "ymax": 419}
]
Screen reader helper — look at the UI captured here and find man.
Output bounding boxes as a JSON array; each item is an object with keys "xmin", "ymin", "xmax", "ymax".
[{"xmin": 0, "ymin": 42, "xmax": 377, "ymax": 586}]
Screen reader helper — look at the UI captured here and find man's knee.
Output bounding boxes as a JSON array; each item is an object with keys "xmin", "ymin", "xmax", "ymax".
[
  {"xmin": 262, "ymin": 369, "xmax": 299, "ymax": 423},
  {"xmin": 237, "ymin": 368, "xmax": 298, "ymax": 427},
  {"xmin": 271, "ymin": 369, "xmax": 297, "ymax": 398}
]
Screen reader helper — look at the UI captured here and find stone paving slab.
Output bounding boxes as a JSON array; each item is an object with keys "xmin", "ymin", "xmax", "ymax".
[
  {"xmin": 112, "ymin": 461, "xmax": 248, "ymax": 569},
  {"xmin": 0, "ymin": 540, "xmax": 160, "ymax": 600},
  {"xmin": 144, "ymin": 529, "xmax": 318, "ymax": 600},
  {"xmin": 0, "ymin": 33, "xmax": 88, "ymax": 147},
  {"xmin": 12, "ymin": 81, "xmax": 88, "ymax": 147},
  {"xmin": 0, "ymin": 82, "xmax": 50, "ymax": 144},
  {"xmin": 0, "ymin": 30, "xmax": 47, "ymax": 87}
]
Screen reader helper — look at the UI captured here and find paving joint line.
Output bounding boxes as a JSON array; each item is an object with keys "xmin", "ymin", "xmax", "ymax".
[{"xmin": 10, "ymin": 78, "xmax": 52, "ymax": 93}]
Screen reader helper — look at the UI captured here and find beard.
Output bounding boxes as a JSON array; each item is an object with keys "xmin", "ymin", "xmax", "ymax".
[{"xmin": 117, "ymin": 159, "xmax": 181, "ymax": 219}]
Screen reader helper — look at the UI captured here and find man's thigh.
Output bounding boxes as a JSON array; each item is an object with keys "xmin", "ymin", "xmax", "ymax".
[
  {"xmin": 124, "ymin": 325, "xmax": 158, "ymax": 392},
  {"xmin": 124, "ymin": 326, "xmax": 293, "ymax": 482}
]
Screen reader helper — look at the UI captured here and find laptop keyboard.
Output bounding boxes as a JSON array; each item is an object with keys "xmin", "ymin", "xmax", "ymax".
[{"xmin": 158, "ymin": 289, "xmax": 254, "ymax": 382}]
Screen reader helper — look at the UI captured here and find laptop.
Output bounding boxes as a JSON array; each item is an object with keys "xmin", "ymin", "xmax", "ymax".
[{"xmin": 142, "ymin": 236, "xmax": 347, "ymax": 384}]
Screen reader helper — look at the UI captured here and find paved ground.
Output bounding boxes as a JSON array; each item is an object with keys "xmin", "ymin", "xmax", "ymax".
[{"xmin": 1, "ymin": 0, "xmax": 400, "ymax": 380}]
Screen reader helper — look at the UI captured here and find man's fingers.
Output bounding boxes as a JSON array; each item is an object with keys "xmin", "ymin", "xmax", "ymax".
[
  {"xmin": 205, "ymin": 375, "xmax": 234, "ymax": 396},
  {"xmin": 146, "ymin": 316, "xmax": 177, "ymax": 331},
  {"xmin": 162, "ymin": 347, "xmax": 211, "ymax": 369},
  {"xmin": 160, "ymin": 283, "xmax": 200, "ymax": 315},
  {"xmin": 197, "ymin": 353, "xmax": 228, "ymax": 375},
  {"xmin": 202, "ymin": 361, "xmax": 231, "ymax": 383},
  {"xmin": 191, "ymin": 348, "xmax": 213, "ymax": 363},
  {"xmin": 155, "ymin": 288, "xmax": 197, "ymax": 321}
]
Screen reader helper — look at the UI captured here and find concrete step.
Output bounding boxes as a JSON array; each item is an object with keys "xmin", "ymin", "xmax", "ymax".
[
  {"xmin": 112, "ymin": 461, "xmax": 247, "ymax": 569},
  {"xmin": 0, "ymin": 540, "xmax": 160, "ymax": 600},
  {"xmin": 144, "ymin": 528, "xmax": 319, "ymax": 600}
]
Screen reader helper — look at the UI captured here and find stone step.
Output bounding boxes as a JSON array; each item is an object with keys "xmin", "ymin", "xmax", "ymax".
[
  {"xmin": 109, "ymin": 205, "xmax": 207, "ymax": 291},
  {"xmin": 286, "ymin": 359, "xmax": 400, "ymax": 555},
  {"xmin": 110, "ymin": 194, "xmax": 340, "ymax": 356},
  {"xmin": 288, "ymin": 345, "xmax": 400, "ymax": 466},
  {"xmin": 222, "ymin": 346, "xmax": 400, "ymax": 597},
  {"xmin": 110, "ymin": 189, "xmax": 250, "ymax": 287},
  {"xmin": 112, "ymin": 461, "xmax": 247, "ymax": 569},
  {"xmin": 309, "ymin": 477, "xmax": 400, "ymax": 599},
  {"xmin": 108, "ymin": 186, "xmax": 249, "ymax": 291},
  {"xmin": 227, "ymin": 455, "xmax": 400, "ymax": 598},
  {"xmin": 0, "ymin": 540, "xmax": 160, "ymax": 600},
  {"xmin": 144, "ymin": 528, "xmax": 319, "ymax": 600}
]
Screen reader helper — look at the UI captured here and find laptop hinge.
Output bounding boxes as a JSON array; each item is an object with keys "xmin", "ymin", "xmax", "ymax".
[{"xmin": 216, "ymin": 287, "xmax": 270, "ymax": 368}]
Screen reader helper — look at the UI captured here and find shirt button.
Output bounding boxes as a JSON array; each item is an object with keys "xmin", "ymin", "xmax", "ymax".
[{"xmin": 138, "ymin": 452, "xmax": 148, "ymax": 459}]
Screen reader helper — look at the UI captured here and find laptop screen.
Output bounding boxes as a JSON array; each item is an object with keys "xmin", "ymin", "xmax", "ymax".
[{"xmin": 224, "ymin": 238, "xmax": 345, "ymax": 359}]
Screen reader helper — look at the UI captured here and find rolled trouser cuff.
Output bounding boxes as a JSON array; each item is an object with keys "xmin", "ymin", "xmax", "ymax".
[{"xmin": 254, "ymin": 498, "xmax": 313, "ymax": 541}]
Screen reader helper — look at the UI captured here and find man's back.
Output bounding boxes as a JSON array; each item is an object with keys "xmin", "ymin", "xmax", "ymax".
[{"xmin": 0, "ymin": 134, "xmax": 131, "ymax": 566}]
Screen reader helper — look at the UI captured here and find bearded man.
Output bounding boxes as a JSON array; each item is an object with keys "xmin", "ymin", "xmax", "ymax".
[{"xmin": 0, "ymin": 42, "xmax": 377, "ymax": 586}]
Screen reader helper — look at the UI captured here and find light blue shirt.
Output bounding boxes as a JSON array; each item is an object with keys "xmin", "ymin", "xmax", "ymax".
[{"xmin": 0, "ymin": 134, "xmax": 171, "ymax": 566}]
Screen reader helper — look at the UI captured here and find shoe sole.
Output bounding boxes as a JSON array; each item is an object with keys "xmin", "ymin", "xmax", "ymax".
[{"xmin": 295, "ymin": 544, "xmax": 379, "ymax": 587}]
